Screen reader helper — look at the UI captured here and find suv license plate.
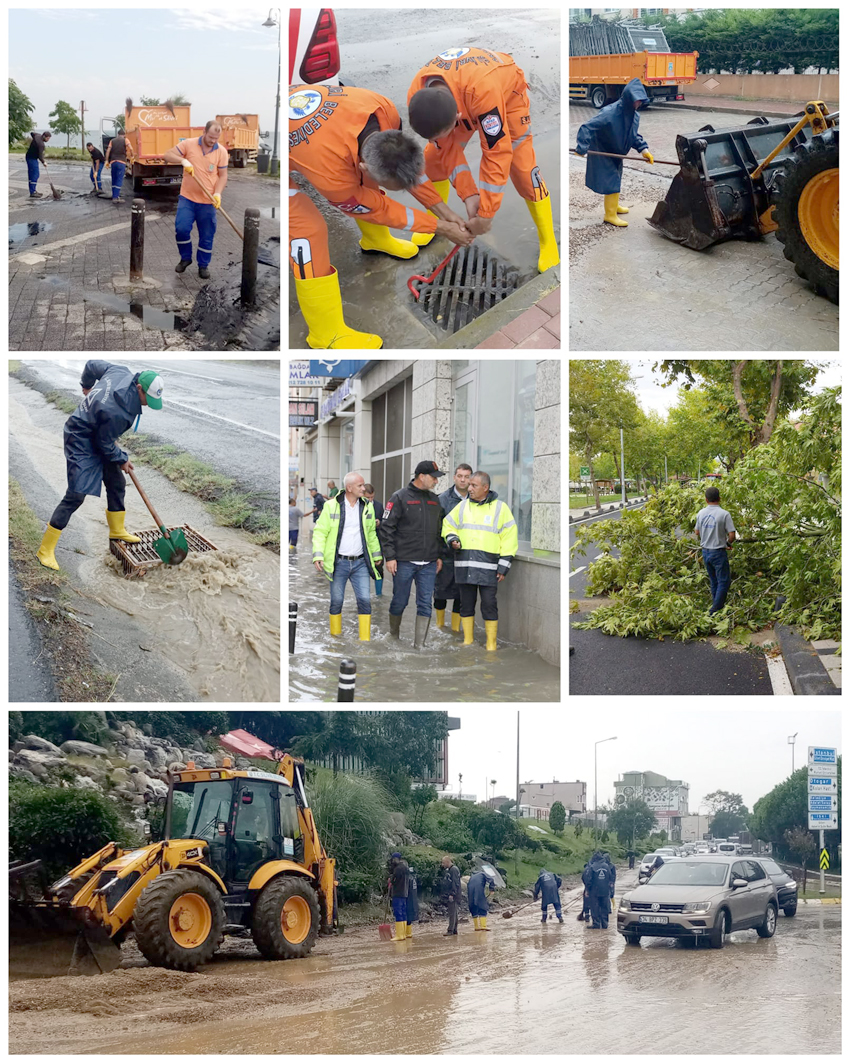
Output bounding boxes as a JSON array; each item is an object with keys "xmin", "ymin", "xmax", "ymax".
[{"xmin": 639, "ymin": 915, "xmax": 668, "ymax": 924}]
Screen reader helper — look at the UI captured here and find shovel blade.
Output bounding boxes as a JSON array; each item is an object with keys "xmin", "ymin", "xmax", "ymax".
[{"xmin": 154, "ymin": 527, "xmax": 190, "ymax": 566}]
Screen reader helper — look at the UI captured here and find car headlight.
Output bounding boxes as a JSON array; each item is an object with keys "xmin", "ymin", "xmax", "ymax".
[
  {"xmin": 682, "ymin": 901, "xmax": 712, "ymax": 914},
  {"xmin": 786, "ymin": 881, "xmax": 798, "ymax": 891},
  {"xmin": 619, "ymin": 898, "xmax": 631, "ymax": 911}
]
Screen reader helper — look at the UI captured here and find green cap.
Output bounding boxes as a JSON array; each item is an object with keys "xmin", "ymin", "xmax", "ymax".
[{"xmin": 138, "ymin": 370, "xmax": 164, "ymax": 410}]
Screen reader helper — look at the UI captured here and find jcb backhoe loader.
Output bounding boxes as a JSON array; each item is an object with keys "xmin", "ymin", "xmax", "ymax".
[{"xmin": 9, "ymin": 754, "xmax": 337, "ymax": 978}]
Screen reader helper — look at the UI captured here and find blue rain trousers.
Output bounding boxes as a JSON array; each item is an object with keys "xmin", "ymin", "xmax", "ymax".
[{"xmin": 175, "ymin": 195, "xmax": 217, "ymax": 269}]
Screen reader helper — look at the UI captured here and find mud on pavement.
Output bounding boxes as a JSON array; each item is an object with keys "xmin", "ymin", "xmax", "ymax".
[{"xmin": 9, "ymin": 378, "xmax": 280, "ymax": 702}]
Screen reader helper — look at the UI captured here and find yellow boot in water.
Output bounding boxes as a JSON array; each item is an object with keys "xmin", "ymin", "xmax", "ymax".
[
  {"xmin": 525, "ymin": 195, "xmax": 560, "ymax": 271},
  {"xmin": 411, "ymin": 178, "xmax": 450, "ymax": 246},
  {"xmin": 406, "ymin": 923, "xmax": 413, "ymax": 938},
  {"xmin": 480, "ymin": 915, "xmax": 490, "ymax": 931},
  {"xmin": 435, "ymin": 608, "xmax": 446, "ymax": 628},
  {"xmin": 461, "ymin": 617, "xmax": 475, "ymax": 645},
  {"xmin": 355, "ymin": 220, "xmax": 420, "ymax": 259},
  {"xmin": 451, "ymin": 611, "xmax": 461, "ymax": 634},
  {"xmin": 358, "ymin": 614, "xmax": 371, "ymax": 641},
  {"xmin": 485, "ymin": 620, "xmax": 498, "ymax": 651},
  {"xmin": 473, "ymin": 916, "xmax": 481, "ymax": 931},
  {"xmin": 603, "ymin": 193, "xmax": 628, "ymax": 227},
  {"xmin": 36, "ymin": 524, "xmax": 62, "ymax": 571},
  {"xmin": 329, "ymin": 613, "xmax": 342, "ymax": 637},
  {"xmin": 105, "ymin": 510, "xmax": 141, "ymax": 543},
  {"xmin": 294, "ymin": 268, "xmax": 383, "ymax": 350},
  {"xmin": 395, "ymin": 921, "xmax": 407, "ymax": 940}
]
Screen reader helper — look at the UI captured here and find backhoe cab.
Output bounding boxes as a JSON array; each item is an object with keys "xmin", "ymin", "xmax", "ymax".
[{"xmin": 9, "ymin": 754, "xmax": 337, "ymax": 978}]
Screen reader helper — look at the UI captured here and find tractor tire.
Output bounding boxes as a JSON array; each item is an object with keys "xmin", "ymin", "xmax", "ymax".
[
  {"xmin": 773, "ymin": 129, "xmax": 839, "ymax": 304},
  {"xmin": 133, "ymin": 870, "xmax": 225, "ymax": 972},
  {"xmin": 251, "ymin": 876, "xmax": 320, "ymax": 960}
]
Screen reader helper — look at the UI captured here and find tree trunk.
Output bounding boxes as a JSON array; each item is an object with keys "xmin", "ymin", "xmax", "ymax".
[
  {"xmin": 801, "ymin": 860, "xmax": 807, "ymax": 894},
  {"xmin": 585, "ymin": 443, "xmax": 600, "ymax": 511}
]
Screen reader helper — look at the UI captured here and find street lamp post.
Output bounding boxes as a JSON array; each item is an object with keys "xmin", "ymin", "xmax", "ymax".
[
  {"xmin": 620, "ymin": 426, "xmax": 626, "ymax": 506},
  {"xmin": 594, "ymin": 736, "xmax": 617, "ymax": 843},
  {"xmin": 262, "ymin": 9, "xmax": 281, "ymax": 176},
  {"xmin": 788, "ymin": 732, "xmax": 798, "ymax": 774}
]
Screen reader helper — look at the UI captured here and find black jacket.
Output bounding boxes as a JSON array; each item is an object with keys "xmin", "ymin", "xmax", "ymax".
[
  {"xmin": 440, "ymin": 863, "xmax": 461, "ymax": 901},
  {"xmin": 391, "ymin": 858, "xmax": 410, "ymax": 899},
  {"xmin": 379, "ymin": 480, "xmax": 443, "ymax": 562}
]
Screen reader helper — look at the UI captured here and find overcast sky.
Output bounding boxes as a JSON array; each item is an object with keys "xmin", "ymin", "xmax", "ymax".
[
  {"xmin": 444, "ymin": 709, "xmax": 841, "ymax": 813},
  {"xmin": 630, "ymin": 359, "xmax": 841, "ymax": 419}
]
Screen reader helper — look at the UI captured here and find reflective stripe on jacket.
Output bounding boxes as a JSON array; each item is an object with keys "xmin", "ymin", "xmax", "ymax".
[
  {"xmin": 442, "ymin": 489, "xmax": 518, "ymax": 585},
  {"xmin": 312, "ymin": 494, "xmax": 383, "ymax": 580}
]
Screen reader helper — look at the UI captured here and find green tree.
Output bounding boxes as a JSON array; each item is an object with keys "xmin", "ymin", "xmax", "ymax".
[
  {"xmin": 703, "ymin": 790, "xmax": 749, "ymax": 817},
  {"xmin": 473, "ymin": 810, "xmax": 527, "ymax": 859},
  {"xmin": 410, "ymin": 784, "xmax": 438, "ymax": 833},
  {"xmin": 607, "ymin": 799, "xmax": 656, "ymax": 846},
  {"xmin": 9, "ymin": 79, "xmax": 34, "ymax": 147},
  {"xmin": 48, "ymin": 100, "xmax": 81, "ymax": 148},
  {"xmin": 711, "ymin": 810, "xmax": 747, "ymax": 839},
  {"xmin": 570, "ymin": 360, "xmax": 638, "ymax": 511},
  {"xmin": 549, "ymin": 801, "xmax": 566, "ymax": 835},
  {"xmin": 784, "ymin": 827, "xmax": 816, "ymax": 893},
  {"xmin": 168, "ymin": 93, "xmax": 190, "ymax": 105},
  {"xmin": 139, "ymin": 95, "xmax": 161, "ymax": 106}
]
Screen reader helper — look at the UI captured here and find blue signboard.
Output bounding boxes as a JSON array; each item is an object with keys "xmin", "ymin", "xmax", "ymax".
[
  {"xmin": 309, "ymin": 360, "xmax": 368, "ymax": 377},
  {"xmin": 809, "ymin": 746, "xmax": 837, "ymax": 765},
  {"xmin": 809, "ymin": 795, "xmax": 837, "ymax": 811}
]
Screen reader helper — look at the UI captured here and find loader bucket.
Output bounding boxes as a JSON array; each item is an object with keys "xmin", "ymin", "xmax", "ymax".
[
  {"xmin": 9, "ymin": 903, "xmax": 122, "ymax": 979},
  {"xmin": 649, "ymin": 116, "xmax": 816, "ymax": 250}
]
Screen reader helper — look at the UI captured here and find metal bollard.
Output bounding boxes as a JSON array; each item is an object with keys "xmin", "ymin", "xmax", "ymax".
[
  {"xmin": 130, "ymin": 198, "xmax": 145, "ymax": 281},
  {"xmin": 241, "ymin": 207, "xmax": 260, "ymax": 307},
  {"xmin": 337, "ymin": 658, "xmax": 356, "ymax": 702},
  {"xmin": 289, "ymin": 601, "xmax": 297, "ymax": 654}
]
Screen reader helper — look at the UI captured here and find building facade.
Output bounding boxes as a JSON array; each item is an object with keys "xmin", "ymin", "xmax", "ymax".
[
  {"xmin": 522, "ymin": 779, "xmax": 587, "ymax": 816},
  {"xmin": 614, "ymin": 770, "xmax": 690, "ymax": 840},
  {"xmin": 290, "ymin": 359, "xmax": 561, "ymax": 665}
]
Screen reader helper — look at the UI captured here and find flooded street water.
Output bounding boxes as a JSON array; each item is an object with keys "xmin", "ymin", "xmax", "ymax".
[
  {"xmin": 8, "ymin": 888, "xmax": 839, "ymax": 1054},
  {"xmin": 288, "ymin": 538, "xmax": 560, "ymax": 702}
]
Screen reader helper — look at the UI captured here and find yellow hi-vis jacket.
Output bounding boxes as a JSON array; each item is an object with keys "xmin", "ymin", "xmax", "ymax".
[
  {"xmin": 441, "ymin": 490, "xmax": 518, "ymax": 586},
  {"xmin": 312, "ymin": 494, "xmax": 383, "ymax": 580}
]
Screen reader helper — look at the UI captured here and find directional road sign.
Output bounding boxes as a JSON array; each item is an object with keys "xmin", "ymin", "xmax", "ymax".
[
  {"xmin": 808, "ymin": 746, "xmax": 837, "ymax": 767},
  {"xmin": 808, "ymin": 794, "xmax": 838, "ymax": 812},
  {"xmin": 808, "ymin": 775, "xmax": 838, "ymax": 794},
  {"xmin": 808, "ymin": 811, "xmax": 838, "ymax": 830},
  {"xmin": 808, "ymin": 761, "xmax": 837, "ymax": 777},
  {"xmin": 820, "ymin": 849, "xmax": 830, "ymax": 871}
]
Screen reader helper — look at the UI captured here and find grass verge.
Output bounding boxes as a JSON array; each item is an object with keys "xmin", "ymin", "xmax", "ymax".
[
  {"xmin": 9, "ymin": 360, "xmax": 21, "ymax": 373},
  {"xmin": 9, "ymin": 478, "xmax": 118, "ymax": 702}
]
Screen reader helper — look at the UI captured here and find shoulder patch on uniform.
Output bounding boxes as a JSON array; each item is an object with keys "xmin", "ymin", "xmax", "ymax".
[
  {"xmin": 382, "ymin": 502, "xmax": 393, "ymax": 519},
  {"xmin": 331, "ymin": 196, "xmax": 372, "ymax": 214},
  {"xmin": 478, "ymin": 106, "xmax": 506, "ymax": 149},
  {"xmin": 289, "ymin": 89, "xmax": 323, "ymax": 120},
  {"xmin": 438, "ymin": 47, "xmax": 470, "ymax": 60}
]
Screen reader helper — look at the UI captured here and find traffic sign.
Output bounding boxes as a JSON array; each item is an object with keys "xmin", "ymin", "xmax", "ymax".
[
  {"xmin": 580, "ymin": 466, "xmax": 590, "ymax": 480},
  {"xmin": 820, "ymin": 849, "xmax": 830, "ymax": 871},
  {"xmin": 808, "ymin": 811, "xmax": 838, "ymax": 830},
  {"xmin": 808, "ymin": 775, "xmax": 838, "ymax": 793},
  {"xmin": 808, "ymin": 794, "xmax": 838, "ymax": 812},
  {"xmin": 808, "ymin": 761, "xmax": 837, "ymax": 777},
  {"xmin": 808, "ymin": 746, "xmax": 837, "ymax": 766}
]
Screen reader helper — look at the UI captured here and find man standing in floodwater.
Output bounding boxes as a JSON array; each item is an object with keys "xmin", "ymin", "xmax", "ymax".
[
  {"xmin": 534, "ymin": 867, "xmax": 563, "ymax": 924},
  {"xmin": 440, "ymin": 854, "xmax": 461, "ymax": 936},
  {"xmin": 26, "ymin": 130, "xmax": 52, "ymax": 197},
  {"xmin": 164, "ymin": 120, "xmax": 229, "ymax": 279},
  {"xmin": 104, "ymin": 129, "xmax": 135, "ymax": 203},
  {"xmin": 467, "ymin": 866, "xmax": 496, "ymax": 931},
  {"xmin": 36, "ymin": 361, "xmax": 165, "ymax": 571},
  {"xmin": 389, "ymin": 852, "xmax": 410, "ymax": 941},
  {"xmin": 289, "ymin": 498, "xmax": 306, "ymax": 550}
]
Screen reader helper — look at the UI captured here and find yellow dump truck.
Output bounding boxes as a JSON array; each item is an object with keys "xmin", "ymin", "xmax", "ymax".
[
  {"xmin": 102, "ymin": 103, "xmax": 204, "ymax": 193},
  {"xmin": 570, "ymin": 51, "xmax": 699, "ymax": 110},
  {"xmin": 216, "ymin": 114, "xmax": 260, "ymax": 168}
]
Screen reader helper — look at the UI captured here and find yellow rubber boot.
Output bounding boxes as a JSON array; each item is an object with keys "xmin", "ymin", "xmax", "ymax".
[
  {"xmin": 329, "ymin": 613, "xmax": 342, "ymax": 637},
  {"xmin": 36, "ymin": 524, "xmax": 62, "ymax": 571},
  {"xmin": 355, "ymin": 220, "xmax": 420, "ymax": 259},
  {"xmin": 358, "ymin": 614, "xmax": 371, "ymax": 641},
  {"xmin": 395, "ymin": 921, "xmax": 407, "ymax": 940},
  {"xmin": 451, "ymin": 611, "xmax": 461, "ymax": 633},
  {"xmin": 473, "ymin": 916, "xmax": 481, "ymax": 931},
  {"xmin": 525, "ymin": 195, "xmax": 560, "ymax": 271},
  {"xmin": 412, "ymin": 178, "xmax": 450, "ymax": 246},
  {"xmin": 485, "ymin": 620, "xmax": 498, "ymax": 651},
  {"xmin": 406, "ymin": 923, "xmax": 413, "ymax": 938},
  {"xmin": 480, "ymin": 915, "xmax": 489, "ymax": 931},
  {"xmin": 461, "ymin": 617, "xmax": 475, "ymax": 645},
  {"xmin": 105, "ymin": 510, "xmax": 141, "ymax": 543},
  {"xmin": 294, "ymin": 268, "xmax": 383, "ymax": 350},
  {"xmin": 435, "ymin": 608, "xmax": 446, "ymax": 628},
  {"xmin": 603, "ymin": 193, "xmax": 628, "ymax": 227}
]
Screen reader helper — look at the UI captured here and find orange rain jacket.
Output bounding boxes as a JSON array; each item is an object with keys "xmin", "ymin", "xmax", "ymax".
[
  {"xmin": 408, "ymin": 47, "xmax": 526, "ymax": 219},
  {"xmin": 289, "ymin": 84, "xmax": 444, "ymax": 234}
]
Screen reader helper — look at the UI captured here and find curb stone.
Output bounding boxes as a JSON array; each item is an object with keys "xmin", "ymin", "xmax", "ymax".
[{"xmin": 774, "ymin": 623, "xmax": 840, "ymax": 696}]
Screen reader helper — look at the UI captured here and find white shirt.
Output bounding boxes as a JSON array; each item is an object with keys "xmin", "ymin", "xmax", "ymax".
[{"xmin": 338, "ymin": 495, "xmax": 364, "ymax": 556}]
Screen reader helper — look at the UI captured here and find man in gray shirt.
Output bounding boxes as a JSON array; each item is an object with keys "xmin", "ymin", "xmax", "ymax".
[{"xmin": 694, "ymin": 486, "xmax": 736, "ymax": 614}]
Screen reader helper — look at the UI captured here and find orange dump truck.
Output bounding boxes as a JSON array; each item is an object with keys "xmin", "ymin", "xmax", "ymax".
[
  {"xmin": 102, "ymin": 104, "xmax": 204, "ymax": 192},
  {"xmin": 570, "ymin": 51, "xmax": 699, "ymax": 110},
  {"xmin": 216, "ymin": 114, "xmax": 260, "ymax": 168}
]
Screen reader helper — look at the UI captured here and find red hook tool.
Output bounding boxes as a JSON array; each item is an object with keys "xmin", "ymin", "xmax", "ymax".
[{"xmin": 407, "ymin": 244, "xmax": 462, "ymax": 302}]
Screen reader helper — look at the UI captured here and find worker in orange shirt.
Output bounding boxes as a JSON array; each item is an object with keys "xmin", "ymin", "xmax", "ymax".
[
  {"xmin": 407, "ymin": 47, "xmax": 559, "ymax": 274},
  {"xmin": 290, "ymin": 84, "xmax": 473, "ymax": 350},
  {"xmin": 164, "ymin": 120, "xmax": 229, "ymax": 279}
]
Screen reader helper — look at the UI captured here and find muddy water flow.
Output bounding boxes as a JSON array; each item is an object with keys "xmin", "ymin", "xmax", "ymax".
[{"xmin": 9, "ymin": 383, "xmax": 280, "ymax": 702}]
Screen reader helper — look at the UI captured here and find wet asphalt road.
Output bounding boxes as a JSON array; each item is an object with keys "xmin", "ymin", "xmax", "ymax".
[
  {"xmin": 8, "ymin": 569, "xmax": 57, "ymax": 701},
  {"xmin": 290, "ymin": 7, "xmax": 561, "ymax": 349},
  {"xmin": 18, "ymin": 359, "xmax": 281, "ymax": 505},
  {"xmin": 569, "ymin": 507, "xmax": 775, "ymax": 696}
]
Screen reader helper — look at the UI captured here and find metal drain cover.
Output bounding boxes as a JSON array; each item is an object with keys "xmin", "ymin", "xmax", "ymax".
[
  {"xmin": 109, "ymin": 524, "xmax": 218, "ymax": 578},
  {"xmin": 413, "ymin": 246, "xmax": 520, "ymax": 334}
]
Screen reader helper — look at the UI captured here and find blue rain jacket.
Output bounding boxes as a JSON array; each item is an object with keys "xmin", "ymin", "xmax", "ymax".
[
  {"xmin": 467, "ymin": 870, "xmax": 495, "ymax": 915},
  {"xmin": 533, "ymin": 868, "xmax": 562, "ymax": 906},
  {"xmin": 575, "ymin": 79, "xmax": 650, "ymax": 194},
  {"xmin": 582, "ymin": 856, "xmax": 613, "ymax": 897},
  {"xmin": 64, "ymin": 360, "xmax": 142, "ymax": 496},
  {"xmin": 407, "ymin": 870, "xmax": 420, "ymax": 922}
]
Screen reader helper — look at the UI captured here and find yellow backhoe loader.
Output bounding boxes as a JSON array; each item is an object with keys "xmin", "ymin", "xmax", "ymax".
[{"xmin": 9, "ymin": 754, "xmax": 337, "ymax": 978}]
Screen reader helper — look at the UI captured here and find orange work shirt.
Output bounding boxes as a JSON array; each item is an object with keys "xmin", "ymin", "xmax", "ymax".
[
  {"xmin": 408, "ymin": 47, "xmax": 523, "ymax": 218},
  {"xmin": 176, "ymin": 137, "xmax": 229, "ymax": 204},
  {"xmin": 289, "ymin": 84, "xmax": 443, "ymax": 234}
]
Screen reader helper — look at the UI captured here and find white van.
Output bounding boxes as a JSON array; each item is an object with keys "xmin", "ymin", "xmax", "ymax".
[{"xmin": 716, "ymin": 842, "xmax": 738, "ymax": 855}]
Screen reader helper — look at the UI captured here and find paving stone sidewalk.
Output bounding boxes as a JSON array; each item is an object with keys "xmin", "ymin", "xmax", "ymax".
[
  {"xmin": 9, "ymin": 158, "xmax": 280, "ymax": 351},
  {"xmin": 474, "ymin": 285, "xmax": 560, "ymax": 349}
]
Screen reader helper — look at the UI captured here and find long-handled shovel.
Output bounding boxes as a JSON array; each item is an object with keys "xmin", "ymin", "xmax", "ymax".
[
  {"xmin": 378, "ymin": 891, "xmax": 393, "ymax": 941},
  {"xmin": 190, "ymin": 171, "xmax": 244, "ymax": 241},
  {"xmin": 407, "ymin": 243, "xmax": 461, "ymax": 302},
  {"xmin": 42, "ymin": 161, "xmax": 63, "ymax": 200},
  {"xmin": 126, "ymin": 468, "xmax": 189, "ymax": 565},
  {"xmin": 570, "ymin": 149, "xmax": 681, "ymax": 166}
]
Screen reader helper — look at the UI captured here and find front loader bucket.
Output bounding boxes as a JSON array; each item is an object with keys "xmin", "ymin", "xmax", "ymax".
[
  {"xmin": 9, "ymin": 903, "xmax": 121, "ymax": 979},
  {"xmin": 648, "ymin": 166, "xmax": 731, "ymax": 250}
]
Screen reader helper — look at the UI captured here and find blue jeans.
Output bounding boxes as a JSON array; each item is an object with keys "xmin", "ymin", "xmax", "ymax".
[
  {"xmin": 90, "ymin": 160, "xmax": 104, "ymax": 190},
  {"xmin": 110, "ymin": 161, "xmax": 126, "ymax": 199},
  {"xmin": 389, "ymin": 561, "xmax": 438, "ymax": 618},
  {"xmin": 27, "ymin": 157, "xmax": 40, "ymax": 194},
  {"xmin": 392, "ymin": 897, "xmax": 407, "ymax": 922},
  {"xmin": 330, "ymin": 557, "xmax": 372, "ymax": 616},
  {"xmin": 175, "ymin": 195, "xmax": 218, "ymax": 268},
  {"xmin": 702, "ymin": 548, "xmax": 731, "ymax": 613}
]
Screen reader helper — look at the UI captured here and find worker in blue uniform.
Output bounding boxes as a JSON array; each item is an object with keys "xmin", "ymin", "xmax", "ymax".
[
  {"xmin": 533, "ymin": 867, "xmax": 564, "ymax": 923},
  {"xmin": 467, "ymin": 867, "xmax": 497, "ymax": 931},
  {"xmin": 574, "ymin": 79, "xmax": 654, "ymax": 226}
]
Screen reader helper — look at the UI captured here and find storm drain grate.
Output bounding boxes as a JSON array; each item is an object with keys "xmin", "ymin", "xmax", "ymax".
[
  {"xmin": 109, "ymin": 524, "xmax": 218, "ymax": 579},
  {"xmin": 414, "ymin": 245, "xmax": 520, "ymax": 334}
]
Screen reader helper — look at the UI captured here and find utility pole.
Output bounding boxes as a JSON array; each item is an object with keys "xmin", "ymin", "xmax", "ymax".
[
  {"xmin": 515, "ymin": 711, "xmax": 520, "ymax": 821},
  {"xmin": 80, "ymin": 100, "xmax": 86, "ymax": 157},
  {"xmin": 594, "ymin": 736, "xmax": 617, "ymax": 843},
  {"xmin": 664, "ymin": 455, "xmax": 668, "ymax": 484},
  {"xmin": 788, "ymin": 732, "xmax": 798, "ymax": 774},
  {"xmin": 620, "ymin": 426, "xmax": 626, "ymax": 505}
]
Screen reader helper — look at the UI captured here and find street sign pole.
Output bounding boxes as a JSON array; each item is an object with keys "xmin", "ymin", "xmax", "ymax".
[
  {"xmin": 820, "ymin": 829, "xmax": 825, "ymax": 896},
  {"xmin": 620, "ymin": 427, "xmax": 626, "ymax": 506}
]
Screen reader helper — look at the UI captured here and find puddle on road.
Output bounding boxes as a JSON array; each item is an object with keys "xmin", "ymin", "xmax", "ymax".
[
  {"xmin": 288, "ymin": 548, "xmax": 559, "ymax": 702},
  {"xmin": 82, "ymin": 290, "xmax": 187, "ymax": 331},
  {"xmin": 9, "ymin": 221, "xmax": 54, "ymax": 246}
]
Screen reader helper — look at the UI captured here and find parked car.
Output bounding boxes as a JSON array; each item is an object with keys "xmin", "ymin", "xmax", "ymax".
[
  {"xmin": 694, "ymin": 844, "xmax": 710, "ymax": 855},
  {"xmin": 638, "ymin": 852, "xmax": 680, "ymax": 884},
  {"xmin": 738, "ymin": 844, "xmax": 753, "ymax": 855},
  {"xmin": 617, "ymin": 856, "xmax": 779, "ymax": 949},
  {"xmin": 757, "ymin": 858, "xmax": 798, "ymax": 916},
  {"xmin": 717, "ymin": 842, "xmax": 738, "ymax": 856}
]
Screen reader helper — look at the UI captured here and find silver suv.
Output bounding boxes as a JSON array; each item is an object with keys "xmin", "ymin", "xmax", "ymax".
[{"xmin": 617, "ymin": 856, "xmax": 778, "ymax": 949}]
